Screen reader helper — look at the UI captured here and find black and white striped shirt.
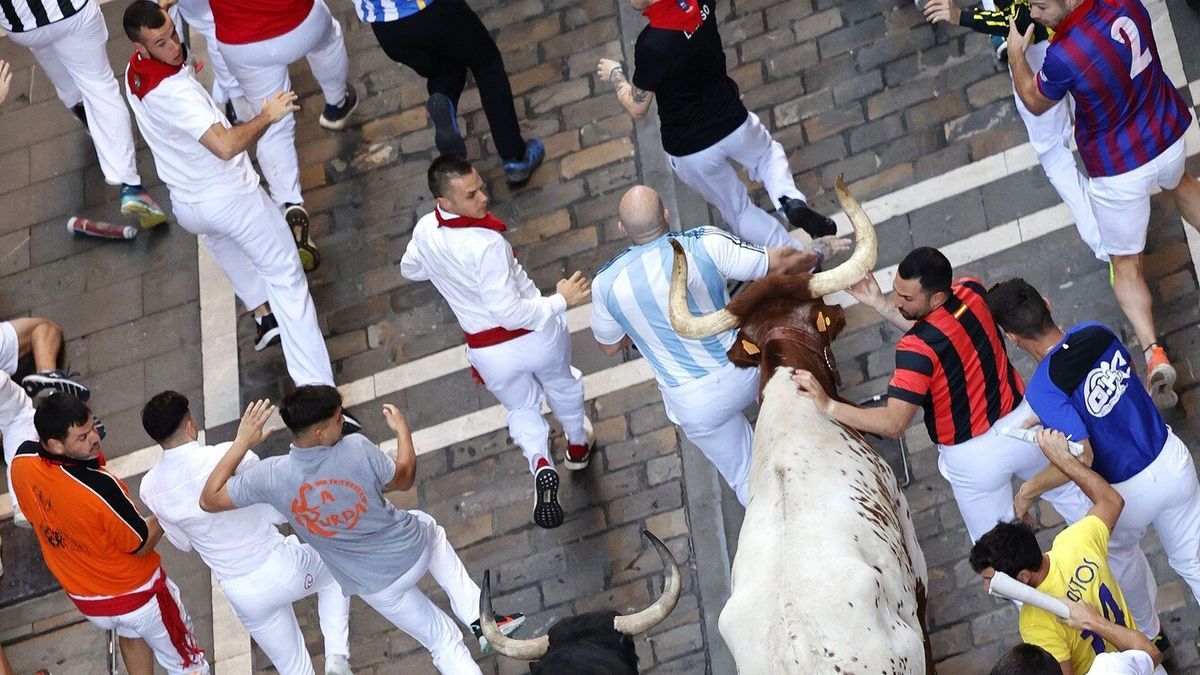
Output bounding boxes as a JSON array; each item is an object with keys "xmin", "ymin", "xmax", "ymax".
[{"xmin": 0, "ymin": 0, "xmax": 88, "ymax": 33}]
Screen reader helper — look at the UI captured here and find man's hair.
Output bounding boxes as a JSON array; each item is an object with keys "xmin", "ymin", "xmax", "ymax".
[
  {"xmin": 141, "ymin": 391, "xmax": 191, "ymax": 443},
  {"xmin": 280, "ymin": 385, "xmax": 343, "ymax": 433},
  {"xmin": 896, "ymin": 247, "xmax": 952, "ymax": 296},
  {"xmin": 123, "ymin": 0, "xmax": 167, "ymax": 42},
  {"xmin": 35, "ymin": 393, "xmax": 92, "ymax": 443},
  {"xmin": 986, "ymin": 278, "xmax": 1056, "ymax": 340},
  {"xmin": 427, "ymin": 155, "xmax": 474, "ymax": 198},
  {"xmin": 990, "ymin": 644, "xmax": 1061, "ymax": 675},
  {"xmin": 969, "ymin": 521, "xmax": 1043, "ymax": 577}
]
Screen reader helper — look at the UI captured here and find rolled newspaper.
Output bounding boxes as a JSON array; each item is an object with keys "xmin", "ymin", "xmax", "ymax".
[
  {"xmin": 68, "ymin": 217, "xmax": 137, "ymax": 240},
  {"xmin": 988, "ymin": 570, "xmax": 1070, "ymax": 619},
  {"xmin": 999, "ymin": 426, "xmax": 1085, "ymax": 457}
]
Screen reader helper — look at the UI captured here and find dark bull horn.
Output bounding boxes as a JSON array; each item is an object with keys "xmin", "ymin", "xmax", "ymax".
[{"xmin": 480, "ymin": 530, "xmax": 682, "ymax": 660}]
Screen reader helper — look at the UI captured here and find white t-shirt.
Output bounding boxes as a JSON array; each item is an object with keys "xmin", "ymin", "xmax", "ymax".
[
  {"xmin": 123, "ymin": 60, "xmax": 259, "ymax": 204},
  {"xmin": 1086, "ymin": 650, "xmax": 1156, "ymax": 675},
  {"xmin": 399, "ymin": 208, "xmax": 566, "ymax": 335},
  {"xmin": 140, "ymin": 441, "xmax": 287, "ymax": 582}
]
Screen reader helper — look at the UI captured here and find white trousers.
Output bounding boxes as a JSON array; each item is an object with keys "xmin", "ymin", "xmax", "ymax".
[
  {"xmin": 937, "ymin": 401, "xmax": 1093, "ymax": 543},
  {"xmin": 1, "ymin": 370, "xmax": 37, "ymax": 520},
  {"xmin": 219, "ymin": 535, "xmax": 349, "ymax": 675},
  {"xmin": 659, "ymin": 362, "xmax": 758, "ymax": 504},
  {"xmin": 80, "ymin": 571, "xmax": 210, "ymax": 675},
  {"xmin": 1108, "ymin": 431, "xmax": 1200, "ymax": 639},
  {"xmin": 7, "ymin": 0, "xmax": 140, "ymax": 186},
  {"xmin": 359, "ymin": 511, "xmax": 482, "ymax": 675},
  {"xmin": 1013, "ymin": 41, "xmax": 1107, "ymax": 261},
  {"xmin": 174, "ymin": 0, "xmax": 243, "ymax": 105},
  {"xmin": 466, "ymin": 316, "xmax": 587, "ymax": 475},
  {"xmin": 217, "ymin": 0, "xmax": 349, "ymax": 207},
  {"xmin": 172, "ymin": 187, "xmax": 334, "ymax": 386},
  {"xmin": 668, "ymin": 112, "xmax": 807, "ymax": 252}
]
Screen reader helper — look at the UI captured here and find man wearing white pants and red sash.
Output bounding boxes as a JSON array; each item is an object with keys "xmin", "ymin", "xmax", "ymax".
[
  {"xmin": 400, "ymin": 155, "xmax": 594, "ymax": 529},
  {"xmin": 122, "ymin": 3, "xmax": 354, "ymax": 424},
  {"xmin": 11, "ymin": 393, "xmax": 208, "ymax": 674},
  {"xmin": 209, "ymin": 0, "xmax": 355, "ymax": 247},
  {"xmin": 139, "ymin": 391, "xmax": 354, "ymax": 675}
]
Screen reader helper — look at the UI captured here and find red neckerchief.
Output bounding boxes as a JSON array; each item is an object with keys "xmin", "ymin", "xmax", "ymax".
[
  {"xmin": 127, "ymin": 51, "xmax": 184, "ymax": 100},
  {"xmin": 435, "ymin": 207, "xmax": 508, "ymax": 233},
  {"xmin": 643, "ymin": 0, "xmax": 703, "ymax": 32},
  {"xmin": 38, "ymin": 445, "xmax": 107, "ymax": 469},
  {"xmin": 1050, "ymin": 0, "xmax": 1096, "ymax": 41}
]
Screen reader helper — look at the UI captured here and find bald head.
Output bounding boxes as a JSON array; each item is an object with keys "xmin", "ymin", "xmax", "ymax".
[{"xmin": 619, "ymin": 186, "xmax": 669, "ymax": 244}]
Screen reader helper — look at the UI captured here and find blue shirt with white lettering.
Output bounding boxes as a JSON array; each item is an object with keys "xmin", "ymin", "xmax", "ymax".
[{"xmin": 1025, "ymin": 322, "xmax": 1166, "ymax": 484}]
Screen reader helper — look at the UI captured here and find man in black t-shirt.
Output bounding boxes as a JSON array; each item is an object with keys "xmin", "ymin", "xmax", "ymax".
[{"xmin": 596, "ymin": 0, "xmax": 836, "ymax": 245}]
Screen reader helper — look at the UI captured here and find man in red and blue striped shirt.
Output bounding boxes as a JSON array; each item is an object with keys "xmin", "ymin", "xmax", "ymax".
[
  {"xmin": 794, "ymin": 247, "xmax": 1090, "ymax": 543},
  {"xmin": 1008, "ymin": 0, "xmax": 1200, "ymax": 411}
]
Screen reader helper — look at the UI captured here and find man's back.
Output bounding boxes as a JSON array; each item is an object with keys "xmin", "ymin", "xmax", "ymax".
[
  {"xmin": 140, "ymin": 442, "xmax": 287, "ymax": 582},
  {"xmin": 591, "ymin": 227, "xmax": 767, "ymax": 388},
  {"xmin": 1020, "ymin": 515, "xmax": 1134, "ymax": 673},
  {"xmin": 225, "ymin": 433, "xmax": 425, "ymax": 596},
  {"xmin": 1039, "ymin": 0, "xmax": 1191, "ymax": 176},
  {"xmin": 11, "ymin": 441, "xmax": 160, "ymax": 597}
]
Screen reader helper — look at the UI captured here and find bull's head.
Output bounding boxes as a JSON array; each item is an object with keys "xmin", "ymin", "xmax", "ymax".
[
  {"xmin": 479, "ymin": 530, "xmax": 681, "ymax": 666},
  {"xmin": 668, "ymin": 175, "xmax": 878, "ymax": 396}
]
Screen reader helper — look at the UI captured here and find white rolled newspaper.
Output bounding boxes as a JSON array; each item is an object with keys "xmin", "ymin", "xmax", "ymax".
[
  {"xmin": 999, "ymin": 426, "xmax": 1085, "ymax": 457},
  {"xmin": 988, "ymin": 570, "xmax": 1070, "ymax": 619}
]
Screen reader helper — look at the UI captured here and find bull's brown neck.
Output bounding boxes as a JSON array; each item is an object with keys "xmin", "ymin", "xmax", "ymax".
[{"xmin": 759, "ymin": 326, "xmax": 841, "ymax": 399}]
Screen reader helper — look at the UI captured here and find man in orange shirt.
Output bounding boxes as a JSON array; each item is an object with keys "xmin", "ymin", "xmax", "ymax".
[{"xmin": 10, "ymin": 393, "xmax": 208, "ymax": 675}]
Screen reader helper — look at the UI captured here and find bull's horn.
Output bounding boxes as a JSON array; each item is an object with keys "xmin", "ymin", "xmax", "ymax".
[
  {"xmin": 806, "ymin": 174, "xmax": 879, "ymax": 297},
  {"xmin": 667, "ymin": 239, "xmax": 739, "ymax": 339},
  {"xmin": 613, "ymin": 530, "xmax": 682, "ymax": 635},
  {"xmin": 479, "ymin": 570, "xmax": 549, "ymax": 660}
]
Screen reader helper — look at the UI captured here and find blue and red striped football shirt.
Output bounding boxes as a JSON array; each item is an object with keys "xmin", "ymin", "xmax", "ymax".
[
  {"xmin": 888, "ymin": 278, "xmax": 1025, "ymax": 446},
  {"xmin": 1036, "ymin": 0, "xmax": 1191, "ymax": 177}
]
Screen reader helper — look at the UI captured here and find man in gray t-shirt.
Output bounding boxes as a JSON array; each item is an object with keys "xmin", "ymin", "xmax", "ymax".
[{"xmin": 199, "ymin": 386, "xmax": 524, "ymax": 673}]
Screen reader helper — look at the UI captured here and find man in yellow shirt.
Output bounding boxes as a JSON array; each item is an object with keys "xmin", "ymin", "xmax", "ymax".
[{"xmin": 970, "ymin": 428, "xmax": 1134, "ymax": 674}]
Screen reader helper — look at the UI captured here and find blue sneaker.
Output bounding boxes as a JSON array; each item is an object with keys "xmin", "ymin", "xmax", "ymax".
[
  {"xmin": 120, "ymin": 184, "xmax": 168, "ymax": 228},
  {"xmin": 503, "ymin": 139, "xmax": 545, "ymax": 185},
  {"xmin": 427, "ymin": 93, "xmax": 467, "ymax": 158},
  {"xmin": 319, "ymin": 84, "xmax": 358, "ymax": 131},
  {"xmin": 992, "ymin": 35, "xmax": 1008, "ymax": 62}
]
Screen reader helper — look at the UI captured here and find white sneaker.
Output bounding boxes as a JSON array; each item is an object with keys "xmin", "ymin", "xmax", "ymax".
[{"xmin": 325, "ymin": 654, "xmax": 353, "ymax": 675}]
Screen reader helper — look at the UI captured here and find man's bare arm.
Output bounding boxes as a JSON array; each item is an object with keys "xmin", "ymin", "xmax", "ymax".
[
  {"xmin": 199, "ymin": 91, "xmax": 299, "ymax": 161},
  {"xmin": 597, "ymin": 58, "xmax": 654, "ymax": 119}
]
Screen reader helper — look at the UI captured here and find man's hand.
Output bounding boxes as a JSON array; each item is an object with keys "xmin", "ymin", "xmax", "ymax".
[
  {"xmin": 234, "ymin": 399, "xmax": 278, "ymax": 448},
  {"xmin": 1007, "ymin": 16, "xmax": 1035, "ymax": 61},
  {"xmin": 1013, "ymin": 487, "xmax": 1037, "ymax": 527},
  {"xmin": 1061, "ymin": 598, "xmax": 1102, "ymax": 631},
  {"xmin": 556, "ymin": 271, "xmax": 591, "ymax": 307},
  {"xmin": 793, "ymin": 369, "xmax": 834, "ymax": 415},
  {"xmin": 811, "ymin": 235, "xmax": 851, "ymax": 260},
  {"xmin": 382, "ymin": 403, "xmax": 409, "ymax": 435},
  {"xmin": 1036, "ymin": 428, "xmax": 1076, "ymax": 467},
  {"xmin": 157, "ymin": 0, "xmax": 178, "ymax": 8},
  {"xmin": 596, "ymin": 58, "xmax": 625, "ymax": 84},
  {"xmin": 0, "ymin": 60, "xmax": 11, "ymax": 106},
  {"xmin": 922, "ymin": 0, "xmax": 961, "ymax": 25},
  {"xmin": 261, "ymin": 91, "xmax": 300, "ymax": 123},
  {"xmin": 846, "ymin": 270, "xmax": 886, "ymax": 309}
]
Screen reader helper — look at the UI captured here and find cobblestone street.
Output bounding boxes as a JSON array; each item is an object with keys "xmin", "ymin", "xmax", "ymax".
[{"xmin": 2, "ymin": 0, "xmax": 1200, "ymax": 671}]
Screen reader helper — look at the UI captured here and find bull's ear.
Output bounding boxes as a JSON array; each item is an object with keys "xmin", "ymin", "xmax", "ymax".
[{"xmin": 727, "ymin": 335, "xmax": 761, "ymax": 368}]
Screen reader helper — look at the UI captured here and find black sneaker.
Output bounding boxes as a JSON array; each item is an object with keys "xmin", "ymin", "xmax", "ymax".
[
  {"xmin": 254, "ymin": 313, "xmax": 282, "ymax": 351},
  {"xmin": 1153, "ymin": 630, "xmax": 1171, "ymax": 654},
  {"xmin": 71, "ymin": 103, "xmax": 89, "ymax": 134},
  {"xmin": 224, "ymin": 100, "xmax": 238, "ymax": 125},
  {"xmin": 93, "ymin": 415, "xmax": 106, "ymax": 440},
  {"xmin": 469, "ymin": 613, "xmax": 526, "ymax": 654},
  {"xmin": 427, "ymin": 92, "xmax": 467, "ymax": 159},
  {"xmin": 285, "ymin": 203, "xmax": 321, "ymax": 273},
  {"xmin": 780, "ymin": 196, "xmax": 837, "ymax": 238},
  {"xmin": 533, "ymin": 463, "xmax": 564, "ymax": 528},
  {"xmin": 341, "ymin": 411, "xmax": 362, "ymax": 437},
  {"xmin": 23, "ymin": 370, "xmax": 90, "ymax": 401},
  {"xmin": 319, "ymin": 84, "xmax": 358, "ymax": 131}
]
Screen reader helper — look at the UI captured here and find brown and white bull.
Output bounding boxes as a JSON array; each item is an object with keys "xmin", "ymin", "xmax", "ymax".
[{"xmin": 668, "ymin": 176, "xmax": 932, "ymax": 674}]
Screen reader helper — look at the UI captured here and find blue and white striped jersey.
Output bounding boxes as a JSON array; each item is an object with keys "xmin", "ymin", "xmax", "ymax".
[{"xmin": 591, "ymin": 227, "xmax": 768, "ymax": 388}]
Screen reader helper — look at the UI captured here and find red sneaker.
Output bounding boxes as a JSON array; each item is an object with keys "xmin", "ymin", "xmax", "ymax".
[
  {"xmin": 564, "ymin": 417, "xmax": 594, "ymax": 471},
  {"xmin": 1146, "ymin": 345, "xmax": 1178, "ymax": 410}
]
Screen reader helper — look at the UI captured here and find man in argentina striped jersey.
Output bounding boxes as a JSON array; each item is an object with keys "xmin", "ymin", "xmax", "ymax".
[{"xmin": 590, "ymin": 185, "xmax": 843, "ymax": 504}]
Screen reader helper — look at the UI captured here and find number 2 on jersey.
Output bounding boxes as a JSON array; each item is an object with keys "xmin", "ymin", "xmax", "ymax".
[{"xmin": 1111, "ymin": 17, "xmax": 1153, "ymax": 79}]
